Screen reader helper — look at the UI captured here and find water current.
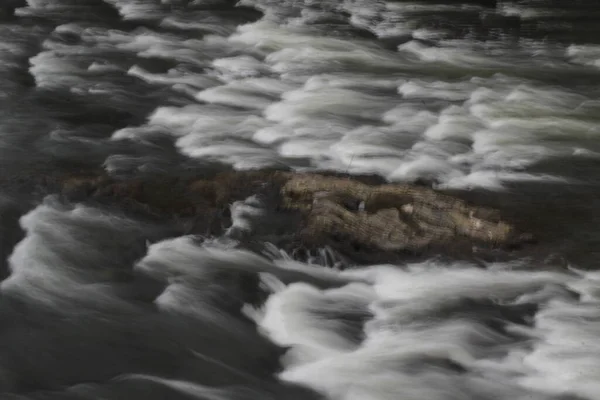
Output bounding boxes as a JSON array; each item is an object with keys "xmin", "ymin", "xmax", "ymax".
[{"xmin": 1, "ymin": 0, "xmax": 600, "ymax": 399}]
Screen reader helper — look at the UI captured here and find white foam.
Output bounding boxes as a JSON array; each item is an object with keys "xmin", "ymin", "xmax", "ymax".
[
  {"xmin": 96, "ymin": 0, "xmax": 600, "ymax": 189},
  {"xmin": 136, "ymin": 236, "xmax": 350, "ymax": 291},
  {"xmin": 259, "ymin": 282, "xmax": 374, "ymax": 365},
  {"xmin": 160, "ymin": 14, "xmax": 236, "ymax": 36},
  {"xmin": 102, "ymin": 0, "xmax": 164, "ymax": 21},
  {"xmin": 196, "ymin": 86, "xmax": 274, "ymax": 110},
  {"xmin": 1, "ymin": 199, "xmax": 143, "ymax": 310},
  {"xmin": 399, "ymin": 80, "xmax": 478, "ymax": 102},
  {"xmin": 15, "ymin": 0, "xmax": 81, "ymax": 17},
  {"xmin": 147, "ymin": 105, "xmax": 261, "ymax": 136},
  {"xmin": 212, "ymin": 55, "xmax": 271, "ymax": 81},
  {"xmin": 424, "ymin": 113, "xmax": 483, "ymax": 141},
  {"xmin": 128, "ymin": 65, "xmax": 219, "ymax": 89},
  {"xmin": 381, "ymin": 106, "xmax": 437, "ymax": 129},
  {"xmin": 265, "ymin": 86, "xmax": 393, "ymax": 123},
  {"xmin": 398, "ymin": 40, "xmax": 506, "ymax": 68},
  {"xmin": 195, "ymin": 77, "xmax": 291, "ymax": 110},
  {"xmin": 248, "ymin": 260, "xmax": 600, "ymax": 400},
  {"xmin": 183, "ymin": 142, "xmax": 278, "ymax": 170},
  {"xmin": 567, "ymin": 45, "xmax": 600, "ymax": 68},
  {"xmin": 88, "ymin": 62, "xmax": 123, "ymax": 73},
  {"xmin": 499, "ymin": 4, "xmax": 594, "ymax": 20},
  {"xmin": 388, "ymin": 155, "xmax": 463, "ymax": 183},
  {"xmin": 29, "ymin": 51, "xmax": 87, "ymax": 90}
]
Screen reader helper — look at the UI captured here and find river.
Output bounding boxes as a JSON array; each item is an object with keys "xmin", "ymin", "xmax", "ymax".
[{"xmin": 1, "ymin": 0, "xmax": 600, "ymax": 399}]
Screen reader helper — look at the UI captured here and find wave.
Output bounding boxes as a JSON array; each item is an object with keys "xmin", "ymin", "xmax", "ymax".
[
  {"xmin": 0, "ymin": 184, "xmax": 596, "ymax": 399},
  {"xmin": 254, "ymin": 261, "xmax": 600, "ymax": 400}
]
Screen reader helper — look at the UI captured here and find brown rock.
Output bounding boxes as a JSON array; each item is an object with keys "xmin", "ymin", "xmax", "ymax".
[
  {"xmin": 281, "ymin": 173, "xmax": 523, "ymax": 254},
  {"xmin": 50, "ymin": 169, "xmax": 530, "ymax": 261}
]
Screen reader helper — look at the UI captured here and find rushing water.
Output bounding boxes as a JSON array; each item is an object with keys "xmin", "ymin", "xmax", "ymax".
[{"xmin": 1, "ymin": 0, "xmax": 600, "ymax": 399}]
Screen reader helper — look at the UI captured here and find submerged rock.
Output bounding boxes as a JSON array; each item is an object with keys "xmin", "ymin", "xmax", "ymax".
[{"xmin": 49, "ymin": 169, "xmax": 533, "ymax": 263}]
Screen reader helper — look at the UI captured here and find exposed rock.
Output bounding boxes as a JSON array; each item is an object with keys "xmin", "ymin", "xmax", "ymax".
[
  {"xmin": 282, "ymin": 174, "xmax": 530, "ymax": 256},
  {"xmin": 48, "ymin": 169, "xmax": 532, "ymax": 263}
]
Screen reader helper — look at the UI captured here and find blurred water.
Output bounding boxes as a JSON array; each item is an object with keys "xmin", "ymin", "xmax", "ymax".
[{"xmin": 1, "ymin": 0, "xmax": 600, "ymax": 399}]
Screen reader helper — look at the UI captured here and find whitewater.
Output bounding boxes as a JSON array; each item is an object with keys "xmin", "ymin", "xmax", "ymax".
[{"xmin": 1, "ymin": 0, "xmax": 600, "ymax": 399}]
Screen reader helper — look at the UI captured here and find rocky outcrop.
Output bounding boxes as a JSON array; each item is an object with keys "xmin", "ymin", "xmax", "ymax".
[
  {"xmin": 48, "ymin": 169, "xmax": 532, "ymax": 263},
  {"xmin": 282, "ymin": 174, "xmax": 532, "ymax": 257}
]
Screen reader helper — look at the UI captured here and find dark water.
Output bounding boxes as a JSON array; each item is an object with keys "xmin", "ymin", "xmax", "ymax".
[{"xmin": 1, "ymin": 0, "xmax": 600, "ymax": 399}]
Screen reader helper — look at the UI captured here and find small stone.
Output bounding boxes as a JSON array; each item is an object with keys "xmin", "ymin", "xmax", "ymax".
[
  {"xmin": 401, "ymin": 203, "xmax": 414, "ymax": 214},
  {"xmin": 358, "ymin": 201, "xmax": 365, "ymax": 212}
]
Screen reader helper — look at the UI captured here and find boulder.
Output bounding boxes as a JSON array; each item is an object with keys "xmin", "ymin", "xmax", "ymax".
[
  {"xmin": 282, "ymin": 173, "xmax": 531, "ymax": 256},
  {"xmin": 50, "ymin": 169, "xmax": 532, "ymax": 262}
]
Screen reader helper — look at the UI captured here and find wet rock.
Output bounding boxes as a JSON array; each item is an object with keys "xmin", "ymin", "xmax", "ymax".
[
  {"xmin": 48, "ymin": 169, "xmax": 532, "ymax": 263},
  {"xmin": 282, "ymin": 173, "xmax": 530, "ymax": 258}
]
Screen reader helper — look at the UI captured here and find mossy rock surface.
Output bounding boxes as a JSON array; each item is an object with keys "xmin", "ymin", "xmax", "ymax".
[{"xmin": 48, "ymin": 169, "xmax": 533, "ymax": 263}]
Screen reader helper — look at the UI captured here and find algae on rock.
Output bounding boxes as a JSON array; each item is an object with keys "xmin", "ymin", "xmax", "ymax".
[
  {"xmin": 53, "ymin": 169, "xmax": 531, "ymax": 260},
  {"xmin": 282, "ymin": 174, "xmax": 522, "ymax": 254}
]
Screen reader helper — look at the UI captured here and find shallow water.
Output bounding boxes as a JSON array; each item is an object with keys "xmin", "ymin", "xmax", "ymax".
[{"xmin": 1, "ymin": 0, "xmax": 600, "ymax": 399}]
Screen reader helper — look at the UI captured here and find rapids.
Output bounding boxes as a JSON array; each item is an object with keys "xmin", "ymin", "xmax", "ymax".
[{"xmin": 0, "ymin": 0, "xmax": 599, "ymax": 399}]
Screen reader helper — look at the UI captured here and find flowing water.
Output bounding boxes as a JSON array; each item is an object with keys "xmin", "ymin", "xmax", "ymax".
[{"xmin": 1, "ymin": 0, "xmax": 600, "ymax": 398}]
